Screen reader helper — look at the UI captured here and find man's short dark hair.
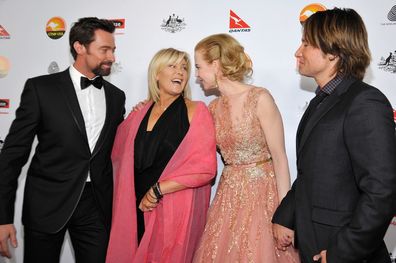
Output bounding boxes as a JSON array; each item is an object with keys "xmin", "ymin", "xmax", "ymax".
[{"xmin": 69, "ymin": 17, "xmax": 115, "ymax": 60}]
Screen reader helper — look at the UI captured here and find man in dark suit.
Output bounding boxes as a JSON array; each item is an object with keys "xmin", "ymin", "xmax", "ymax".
[
  {"xmin": 272, "ymin": 8, "xmax": 396, "ymax": 263},
  {"xmin": 0, "ymin": 17, "xmax": 125, "ymax": 262}
]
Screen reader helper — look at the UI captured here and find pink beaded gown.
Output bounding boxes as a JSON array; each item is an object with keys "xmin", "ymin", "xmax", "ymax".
[{"xmin": 193, "ymin": 88, "xmax": 300, "ymax": 263}]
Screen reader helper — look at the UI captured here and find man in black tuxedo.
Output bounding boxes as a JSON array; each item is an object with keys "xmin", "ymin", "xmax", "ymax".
[
  {"xmin": 0, "ymin": 17, "xmax": 125, "ymax": 262},
  {"xmin": 272, "ymin": 8, "xmax": 396, "ymax": 263}
]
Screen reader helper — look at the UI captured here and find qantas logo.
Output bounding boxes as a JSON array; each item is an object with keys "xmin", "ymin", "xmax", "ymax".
[
  {"xmin": 0, "ymin": 25, "xmax": 10, "ymax": 39},
  {"xmin": 229, "ymin": 10, "xmax": 251, "ymax": 33}
]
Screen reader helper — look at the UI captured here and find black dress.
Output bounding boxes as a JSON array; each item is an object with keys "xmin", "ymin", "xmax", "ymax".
[{"xmin": 134, "ymin": 95, "xmax": 190, "ymax": 243}]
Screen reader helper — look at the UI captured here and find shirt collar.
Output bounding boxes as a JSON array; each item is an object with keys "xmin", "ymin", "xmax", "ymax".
[
  {"xmin": 69, "ymin": 65, "xmax": 86, "ymax": 91},
  {"xmin": 316, "ymin": 74, "xmax": 344, "ymax": 95},
  {"xmin": 69, "ymin": 65, "xmax": 103, "ymax": 91}
]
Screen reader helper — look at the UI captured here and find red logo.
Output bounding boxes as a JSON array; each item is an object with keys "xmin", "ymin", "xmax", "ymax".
[
  {"xmin": 0, "ymin": 25, "xmax": 10, "ymax": 39},
  {"xmin": 393, "ymin": 109, "xmax": 396, "ymax": 122},
  {"xmin": 0, "ymin": 99, "xmax": 9, "ymax": 108},
  {"xmin": 229, "ymin": 10, "xmax": 251, "ymax": 33},
  {"xmin": 110, "ymin": 19, "xmax": 125, "ymax": 29},
  {"xmin": 0, "ymin": 25, "xmax": 10, "ymax": 36},
  {"xmin": 230, "ymin": 10, "xmax": 250, "ymax": 28},
  {"xmin": 0, "ymin": 99, "xmax": 10, "ymax": 114},
  {"xmin": 110, "ymin": 19, "xmax": 125, "ymax": 35},
  {"xmin": 391, "ymin": 216, "xmax": 396, "ymax": 226}
]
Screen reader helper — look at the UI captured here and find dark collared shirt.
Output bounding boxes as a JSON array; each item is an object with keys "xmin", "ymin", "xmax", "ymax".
[{"xmin": 315, "ymin": 74, "xmax": 344, "ymax": 95}]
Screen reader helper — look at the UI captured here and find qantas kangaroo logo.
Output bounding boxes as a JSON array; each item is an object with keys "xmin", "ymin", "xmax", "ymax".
[{"xmin": 229, "ymin": 10, "xmax": 251, "ymax": 33}]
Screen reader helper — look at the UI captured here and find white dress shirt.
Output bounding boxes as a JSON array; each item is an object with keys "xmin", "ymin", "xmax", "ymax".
[{"xmin": 69, "ymin": 66, "xmax": 106, "ymax": 181}]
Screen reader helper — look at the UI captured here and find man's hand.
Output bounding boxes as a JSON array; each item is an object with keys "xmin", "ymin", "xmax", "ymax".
[
  {"xmin": 0, "ymin": 224, "xmax": 17, "ymax": 258},
  {"xmin": 313, "ymin": 250, "xmax": 327, "ymax": 262},
  {"xmin": 272, "ymin": 223, "xmax": 294, "ymax": 250},
  {"xmin": 131, "ymin": 100, "xmax": 149, "ymax": 112}
]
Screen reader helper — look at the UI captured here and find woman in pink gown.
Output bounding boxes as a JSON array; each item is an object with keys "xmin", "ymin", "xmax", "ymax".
[{"xmin": 192, "ymin": 34, "xmax": 300, "ymax": 262}]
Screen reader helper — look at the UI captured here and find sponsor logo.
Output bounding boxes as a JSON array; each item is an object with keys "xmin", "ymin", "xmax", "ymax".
[
  {"xmin": 393, "ymin": 110, "xmax": 396, "ymax": 125},
  {"xmin": 229, "ymin": 10, "xmax": 250, "ymax": 33},
  {"xmin": 0, "ymin": 25, "xmax": 10, "ymax": 39},
  {"xmin": 391, "ymin": 216, "xmax": 396, "ymax": 226},
  {"xmin": 0, "ymin": 99, "xmax": 9, "ymax": 114},
  {"xmin": 0, "ymin": 99, "xmax": 9, "ymax": 108},
  {"xmin": 160, "ymin": 14, "xmax": 186, "ymax": 33},
  {"xmin": 0, "ymin": 56, "xmax": 10, "ymax": 78},
  {"xmin": 111, "ymin": 61, "xmax": 123, "ymax": 74},
  {"xmin": 110, "ymin": 19, "xmax": 125, "ymax": 35},
  {"xmin": 388, "ymin": 5, "xmax": 396, "ymax": 21},
  {"xmin": 46, "ymin": 17, "xmax": 66, "ymax": 40},
  {"xmin": 381, "ymin": 5, "xmax": 396, "ymax": 25},
  {"xmin": 378, "ymin": 51, "xmax": 396, "ymax": 73},
  {"xmin": 48, "ymin": 61, "xmax": 60, "ymax": 74},
  {"xmin": 299, "ymin": 3, "xmax": 327, "ymax": 23}
]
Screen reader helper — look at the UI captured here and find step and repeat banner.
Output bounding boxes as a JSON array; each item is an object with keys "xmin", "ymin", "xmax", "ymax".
[{"xmin": 0, "ymin": 0, "xmax": 395, "ymax": 262}]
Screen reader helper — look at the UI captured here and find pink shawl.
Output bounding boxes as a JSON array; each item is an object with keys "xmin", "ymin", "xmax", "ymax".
[{"xmin": 106, "ymin": 101, "xmax": 217, "ymax": 263}]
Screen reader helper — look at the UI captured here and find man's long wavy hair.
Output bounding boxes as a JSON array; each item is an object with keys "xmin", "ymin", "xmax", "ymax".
[{"xmin": 303, "ymin": 8, "xmax": 371, "ymax": 80}]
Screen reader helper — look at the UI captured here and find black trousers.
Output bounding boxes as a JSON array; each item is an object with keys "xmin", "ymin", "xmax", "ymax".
[{"xmin": 24, "ymin": 183, "xmax": 109, "ymax": 263}]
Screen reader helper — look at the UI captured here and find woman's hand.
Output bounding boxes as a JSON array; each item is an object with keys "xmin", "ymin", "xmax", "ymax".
[
  {"xmin": 272, "ymin": 223, "xmax": 294, "ymax": 250},
  {"xmin": 139, "ymin": 187, "xmax": 159, "ymax": 212}
]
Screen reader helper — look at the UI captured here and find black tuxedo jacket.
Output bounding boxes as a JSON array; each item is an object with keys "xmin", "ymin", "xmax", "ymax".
[
  {"xmin": 0, "ymin": 69, "xmax": 125, "ymax": 233},
  {"xmin": 273, "ymin": 78, "xmax": 396, "ymax": 263}
]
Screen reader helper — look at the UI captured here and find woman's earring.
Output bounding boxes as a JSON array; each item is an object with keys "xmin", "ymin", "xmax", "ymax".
[{"xmin": 214, "ymin": 74, "xmax": 219, "ymax": 88}]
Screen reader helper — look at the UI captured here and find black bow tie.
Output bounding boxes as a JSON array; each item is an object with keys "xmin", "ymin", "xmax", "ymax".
[{"xmin": 80, "ymin": 76, "xmax": 103, "ymax": 90}]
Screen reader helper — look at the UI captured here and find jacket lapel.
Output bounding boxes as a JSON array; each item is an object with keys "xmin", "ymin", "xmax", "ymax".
[
  {"xmin": 58, "ymin": 69, "xmax": 90, "ymax": 150},
  {"xmin": 297, "ymin": 77, "xmax": 357, "ymax": 155}
]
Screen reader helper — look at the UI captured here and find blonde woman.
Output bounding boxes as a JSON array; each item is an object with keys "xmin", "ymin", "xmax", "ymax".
[
  {"xmin": 106, "ymin": 48, "xmax": 217, "ymax": 263},
  {"xmin": 192, "ymin": 34, "xmax": 300, "ymax": 262}
]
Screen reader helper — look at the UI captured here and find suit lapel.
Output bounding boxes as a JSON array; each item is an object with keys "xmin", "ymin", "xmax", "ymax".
[
  {"xmin": 296, "ymin": 97, "xmax": 315, "ymax": 151},
  {"xmin": 58, "ymin": 69, "xmax": 90, "ymax": 149},
  {"xmin": 91, "ymin": 81, "xmax": 113, "ymax": 158},
  {"xmin": 297, "ymin": 94, "xmax": 340, "ymax": 154},
  {"xmin": 297, "ymin": 77, "xmax": 357, "ymax": 155}
]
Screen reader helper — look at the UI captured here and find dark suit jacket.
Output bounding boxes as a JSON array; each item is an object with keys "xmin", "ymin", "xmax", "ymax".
[
  {"xmin": 0, "ymin": 69, "xmax": 125, "ymax": 233},
  {"xmin": 273, "ymin": 77, "xmax": 396, "ymax": 263}
]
